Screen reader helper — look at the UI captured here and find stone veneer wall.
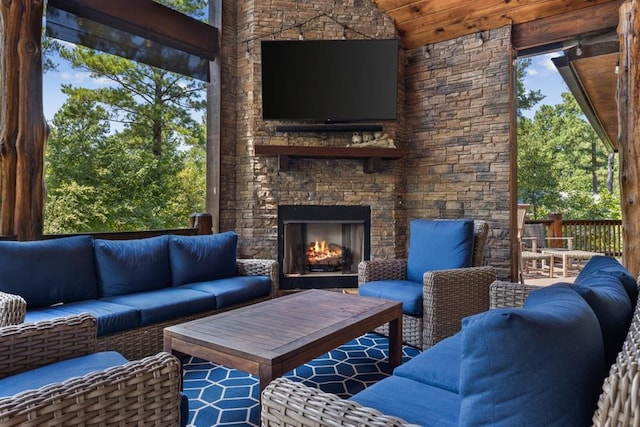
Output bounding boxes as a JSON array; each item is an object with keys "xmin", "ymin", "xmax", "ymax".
[{"xmin": 219, "ymin": 2, "xmax": 513, "ymax": 279}]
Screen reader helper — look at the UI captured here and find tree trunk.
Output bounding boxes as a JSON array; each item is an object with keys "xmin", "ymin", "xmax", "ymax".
[
  {"xmin": 618, "ymin": 0, "xmax": 640, "ymax": 276},
  {"xmin": 0, "ymin": 0, "xmax": 46, "ymax": 240}
]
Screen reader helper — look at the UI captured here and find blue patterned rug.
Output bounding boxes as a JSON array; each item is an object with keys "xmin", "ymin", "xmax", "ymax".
[{"xmin": 182, "ymin": 333, "xmax": 421, "ymax": 426}]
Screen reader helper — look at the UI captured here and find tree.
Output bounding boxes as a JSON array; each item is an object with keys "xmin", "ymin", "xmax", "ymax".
[{"xmin": 516, "ymin": 58, "xmax": 545, "ymax": 115}]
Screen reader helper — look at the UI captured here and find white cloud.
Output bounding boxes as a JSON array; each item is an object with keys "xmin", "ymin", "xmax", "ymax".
[{"xmin": 537, "ymin": 52, "xmax": 563, "ymax": 74}]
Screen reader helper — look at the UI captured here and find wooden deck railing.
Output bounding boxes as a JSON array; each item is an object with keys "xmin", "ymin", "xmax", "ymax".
[{"xmin": 527, "ymin": 217, "xmax": 623, "ymax": 256}]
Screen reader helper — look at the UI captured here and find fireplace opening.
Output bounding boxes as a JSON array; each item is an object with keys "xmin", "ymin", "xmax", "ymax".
[{"xmin": 278, "ymin": 205, "xmax": 371, "ymax": 290}]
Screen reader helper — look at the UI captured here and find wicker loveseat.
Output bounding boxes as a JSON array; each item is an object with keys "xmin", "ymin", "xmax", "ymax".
[
  {"xmin": 0, "ymin": 231, "xmax": 278, "ymax": 360},
  {"xmin": 0, "ymin": 313, "xmax": 186, "ymax": 426},
  {"xmin": 358, "ymin": 219, "xmax": 496, "ymax": 349},
  {"xmin": 262, "ymin": 256, "xmax": 640, "ymax": 426}
]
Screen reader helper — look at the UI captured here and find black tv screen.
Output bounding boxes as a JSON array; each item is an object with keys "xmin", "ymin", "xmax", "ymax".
[{"xmin": 261, "ymin": 39, "xmax": 398, "ymax": 123}]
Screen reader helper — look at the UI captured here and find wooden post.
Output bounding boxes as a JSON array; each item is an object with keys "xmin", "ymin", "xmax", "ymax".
[
  {"xmin": 547, "ymin": 212, "xmax": 563, "ymax": 248},
  {"xmin": 0, "ymin": 0, "xmax": 46, "ymax": 240},
  {"xmin": 618, "ymin": 0, "xmax": 640, "ymax": 277},
  {"xmin": 189, "ymin": 213, "xmax": 213, "ymax": 235}
]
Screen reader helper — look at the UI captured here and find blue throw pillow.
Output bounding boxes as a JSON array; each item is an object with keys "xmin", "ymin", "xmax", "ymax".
[
  {"xmin": 0, "ymin": 236, "xmax": 98, "ymax": 308},
  {"xmin": 407, "ymin": 219, "xmax": 475, "ymax": 283},
  {"xmin": 576, "ymin": 256, "xmax": 638, "ymax": 303},
  {"xmin": 572, "ymin": 274, "xmax": 633, "ymax": 367},
  {"xmin": 94, "ymin": 236, "xmax": 171, "ymax": 297},
  {"xmin": 459, "ymin": 284, "xmax": 605, "ymax": 427},
  {"xmin": 169, "ymin": 232, "xmax": 238, "ymax": 286}
]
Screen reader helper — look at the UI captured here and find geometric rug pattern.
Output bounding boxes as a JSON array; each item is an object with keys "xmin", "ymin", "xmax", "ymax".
[{"xmin": 182, "ymin": 333, "xmax": 421, "ymax": 426}]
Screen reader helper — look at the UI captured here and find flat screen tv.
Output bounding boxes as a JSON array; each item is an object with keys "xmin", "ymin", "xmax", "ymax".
[{"xmin": 261, "ymin": 39, "xmax": 398, "ymax": 123}]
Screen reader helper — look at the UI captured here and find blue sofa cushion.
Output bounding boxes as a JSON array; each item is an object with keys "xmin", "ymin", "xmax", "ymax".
[
  {"xmin": 94, "ymin": 235, "xmax": 171, "ymax": 297},
  {"xmin": 394, "ymin": 332, "xmax": 461, "ymax": 393},
  {"xmin": 351, "ymin": 375, "xmax": 459, "ymax": 427},
  {"xmin": 358, "ymin": 280, "xmax": 423, "ymax": 316},
  {"xmin": 576, "ymin": 256, "xmax": 638, "ymax": 302},
  {"xmin": 407, "ymin": 219, "xmax": 475, "ymax": 283},
  {"xmin": 458, "ymin": 284, "xmax": 605, "ymax": 427},
  {"xmin": 180, "ymin": 276, "xmax": 271, "ymax": 309},
  {"xmin": 572, "ymin": 274, "xmax": 633, "ymax": 367},
  {"xmin": 101, "ymin": 288, "xmax": 217, "ymax": 326},
  {"xmin": 0, "ymin": 351, "xmax": 127, "ymax": 398},
  {"xmin": 25, "ymin": 300, "xmax": 141, "ymax": 336},
  {"xmin": 0, "ymin": 236, "xmax": 98, "ymax": 308},
  {"xmin": 169, "ymin": 232, "xmax": 238, "ymax": 286}
]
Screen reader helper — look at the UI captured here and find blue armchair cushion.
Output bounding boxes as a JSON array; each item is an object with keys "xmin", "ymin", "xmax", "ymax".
[
  {"xmin": 458, "ymin": 284, "xmax": 605, "ymax": 427},
  {"xmin": 393, "ymin": 332, "xmax": 461, "ymax": 393},
  {"xmin": 358, "ymin": 280, "xmax": 423, "ymax": 316},
  {"xmin": 0, "ymin": 351, "xmax": 128, "ymax": 398},
  {"xmin": 94, "ymin": 235, "xmax": 171, "ymax": 297},
  {"xmin": 407, "ymin": 219, "xmax": 475, "ymax": 283},
  {"xmin": 576, "ymin": 256, "xmax": 638, "ymax": 302},
  {"xmin": 169, "ymin": 232, "xmax": 238, "ymax": 286},
  {"xmin": 0, "ymin": 236, "xmax": 98, "ymax": 308},
  {"xmin": 351, "ymin": 375, "xmax": 459, "ymax": 427},
  {"xmin": 572, "ymin": 274, "xmax": 633, "ymax": 367},
  {"xmin": 180, "ymin": 276, "xmax": 271, "ymax": 309}
]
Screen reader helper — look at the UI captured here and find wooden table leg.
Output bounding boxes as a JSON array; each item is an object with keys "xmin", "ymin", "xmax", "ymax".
[{"xmin": 388, "ymin": 317, "xmax": 402, "ymax": 367}]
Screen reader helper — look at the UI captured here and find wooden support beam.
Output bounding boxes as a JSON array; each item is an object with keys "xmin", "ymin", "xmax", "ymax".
[
  {"xmin": 0, "ymin": 0, "xmax": 46, "ymax": 240},
  {"xmin": 618, "ymin": 0, "xmax": 640, "ymax": 276}
]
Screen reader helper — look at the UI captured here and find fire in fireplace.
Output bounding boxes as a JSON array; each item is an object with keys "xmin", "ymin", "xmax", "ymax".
[{"xmin": 278, "ymin": 205, "xmax": 371, "ymax": 290}]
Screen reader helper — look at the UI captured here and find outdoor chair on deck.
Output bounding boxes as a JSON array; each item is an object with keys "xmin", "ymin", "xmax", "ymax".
[
  {"xmin": 358, "ymin": 219, "xmax": 496, "ymax": 350},
  {"xmin": 520, "ymin": 223, "xmax": 574, "ymax": 278}
]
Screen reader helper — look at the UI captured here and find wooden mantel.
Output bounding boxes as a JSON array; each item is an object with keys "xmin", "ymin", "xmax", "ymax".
[{"xmin": 254, "ymin": 145, "xmax": 404, "ymax": 173}]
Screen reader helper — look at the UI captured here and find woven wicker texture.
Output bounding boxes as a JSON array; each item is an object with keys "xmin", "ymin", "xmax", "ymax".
[
  {"xmin": 0, "ymin": 352, "xmax": 182, "ymax": 426},
  {"xmin": 0, "ymin": 291, "xmax": 26, "ymax": 327},
  {"xmin": 261, "ymin": 377, "xmax": 420, "ymax": 427},
  {"xmin": 358, "ymin": 220, "xmax": 494, "ymax": 350},
  {"xmin": 489, "ymin": 280, "xmax": 539, "ymax": 309},
  {"xmin": 0, "ymin": 313, "xmax": 96, "ymax": 378}
]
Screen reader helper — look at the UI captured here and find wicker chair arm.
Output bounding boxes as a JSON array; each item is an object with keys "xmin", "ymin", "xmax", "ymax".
[
  {"xmin": 0, "ymin": 313, "xmax": 97, "ymax": 379},
  {"xmin": 237, "ymin": 258, "xmax": 280, "ymax": 297},
  {"xmin": 422, "ymin": 266, "xmax": 496, "ymax": 348},
  {"xmin": 489, "ymin": 280, "xmax": 539, "ymax": 309},
  {"xmin": 358, "ymin": 259, "xmax": 408, "ymax": 285},
  {"xmin": 261, "ymin": 377, "xmax": 419, "ymax": 427},
  {"xmin": 0, "ymin": 291, "xmax": 26, "ymax": 327},
  {"xmin": 0, "ymin": 351, "xmax": 183, "ymax": 427}
]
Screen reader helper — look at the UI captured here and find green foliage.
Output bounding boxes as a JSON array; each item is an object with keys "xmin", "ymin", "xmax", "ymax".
[{"xmin": 43, "ymin": 0, "xmax": 207, "ymax": 233}]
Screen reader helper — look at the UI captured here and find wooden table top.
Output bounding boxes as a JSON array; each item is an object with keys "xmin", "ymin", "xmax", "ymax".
[{"xmin": 163, "ymin": 289, "xmax": 402, "ymax": 367}]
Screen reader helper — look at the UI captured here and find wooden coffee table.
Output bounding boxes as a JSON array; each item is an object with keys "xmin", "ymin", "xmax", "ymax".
[{"xmin": 163, "ymin": 289, "xmax": 403, "ymax": 391}]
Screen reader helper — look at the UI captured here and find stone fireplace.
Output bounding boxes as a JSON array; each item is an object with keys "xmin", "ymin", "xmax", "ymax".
[{"xmin": 278, "ymin": 205, "xmax": 371, "ymax": 290}]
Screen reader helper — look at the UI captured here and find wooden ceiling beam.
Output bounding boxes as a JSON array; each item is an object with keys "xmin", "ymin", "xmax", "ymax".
[{"xmin": 512, "ymin": 0, "xmax": 623, "ymax": 50}]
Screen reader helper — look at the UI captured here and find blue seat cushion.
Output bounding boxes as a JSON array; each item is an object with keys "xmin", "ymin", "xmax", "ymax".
[
  {"xmin": 24, "ymin": 300, "xmax": 141, "ymax": 336},
  {"xmin": 101, "ymin": 288, "xmax": 216, "ymax": 326},
  {"xmin": 358, "ymin": 280, "xmax": 423, "ymax": 316},
  {"xmin": 0, "ymin": 351, "xmax": 127, "ymax": 398},
  {"xmin": 407, "ymin": 219, "xmax": 475, "ymax": 283},
  {"xmin": 576, "ymin": 256, "xmax": 638, "ymax": 303},
  {"xmin": 0, "ymin": 235, "xmax": 98, "ymax": 308},
  {"xmin": 180, "ymin": 276, "xmax": 271, "ymax": 309},
  {"xmin": 394, "ymin": 332, "xmax": 461, "ymax": 393},
  {"xmin": 351, "ymin": 375, "xmax": 459, "ymax": 427},
  {"xmin": 169, "ymin": 232, "xmax": 238, "ymax": 286},
  {"xmin": 94, "ymin": 235, "xmax": 171, "ymax": 297},
  {"xmin": 458, "ymin": 284, "xmax": 606, "ymax": 427},
  {"xmin": 572, "ymin": 274, "xmax": 633, "ymax": 367}
]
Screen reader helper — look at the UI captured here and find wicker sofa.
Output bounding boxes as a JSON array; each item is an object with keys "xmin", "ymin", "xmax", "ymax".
[
  {"xmin": 0, "ymin": 231, "xmax": 278, "ymax": 360},
  {"xmin": 263, "ymin": 256, "xmax": 640, "ymax": 426},
  {"xmin": 358, "ymin": 219, "xmax": 496, "ymax": 349},
  {"xmin": 0, "ymin": 313, "xmax": 186, "ymax": 426}
]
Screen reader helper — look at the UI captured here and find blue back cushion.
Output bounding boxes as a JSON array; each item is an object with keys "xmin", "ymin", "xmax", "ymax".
[
  {"xmin": 94, "ymin": 236, "xmax": 171, "ymax": 297},
  {"xmin": 407, "ymin": 219, "xmax": 475, "ymax": 283},
  {"xmin": 169, "ymin": 232, "xmax": 238, "ymax": 286},
  {"xmin": 0, "ymin": 236, "xmax": 98, "ymax": 308},
  {"xmin": 576, "ymin": 256, "xmax": 638, "ymax": 303},
  {"xmin": 572, "ymin": 274, "xmax": 633, "ymax": 367},
  {"xmin": 459, "ymin": 284, "xmax": 605, "ymax": 427}
]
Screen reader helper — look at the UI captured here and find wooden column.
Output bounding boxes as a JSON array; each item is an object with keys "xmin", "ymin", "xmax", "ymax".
[
  {"xmin": 618, "ymin": 0, "xmax": 640, "ymax": 276},
  {"xmin": 206, "ymin": 0, "xmax": 221, "ymax": 233},
  {"xmin": 0, "ymin": 0, "xmax": 46, "ymax": 240}
]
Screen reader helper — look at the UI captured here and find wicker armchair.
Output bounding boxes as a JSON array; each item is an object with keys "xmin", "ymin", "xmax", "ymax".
[
  {"xmin": 0, "ymin": 313, "xmax": 184, "ymax": 426},
  {"xmin": 358, "ymin": 219, "xmax": 496, "ymax": 349}
]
